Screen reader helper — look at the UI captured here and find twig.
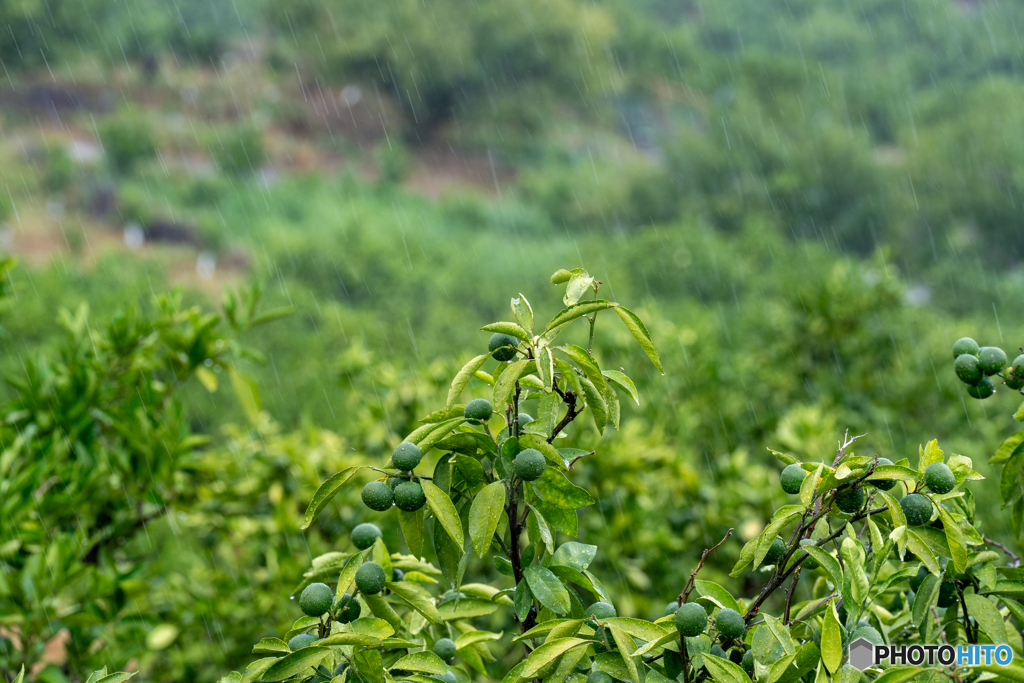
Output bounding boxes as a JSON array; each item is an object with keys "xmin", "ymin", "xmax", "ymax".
[
  {"xmin": 984, "ymin": 536, "xmax": 1021, "ymax": 568},
  {"xmin": 681, "ymin": 528, "xmax": 734, "ymax": 602},
  {"xmin": 786, "ymin": 594, "xmax": 836, "ymax": 625},
  {"xmin": 548, "ymin": 389, "xmax": 580, "ymax": 444},
  {"xmin": 783, "ymin": 569, "xmax": 801, "ymax": 625}
]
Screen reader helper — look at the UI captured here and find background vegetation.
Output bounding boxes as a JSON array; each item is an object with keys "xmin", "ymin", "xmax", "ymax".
[{"xmin": 0, "ymin": 0, "xmax": 1023, "ymax": 680}]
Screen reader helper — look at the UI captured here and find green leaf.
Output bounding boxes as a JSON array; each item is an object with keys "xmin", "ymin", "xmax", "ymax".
[
  {"xmin": 536, "ymin": 345, "xmax": 555, "ymax": 391},
  {"xmin": 316, "ymin": 632, "xmax": 382, "ymax": 647},
  {"xmin": 917, "ymin": 439, "xmax": 944, "ymax": 479},
  {"xmin": 439, "ymin": 598, "xmax": 500, "ymax": 620},
  {"xmin": 801, "ymin": 464, "xmax": 823, "ymax": 508},
  {"xmin": 754, "ymin": 506, "xmax": 803, "ymax": 567},
  {"xmin": 229, "ymin": 367, "xmax": 262, "ymax": 422},
  {"xmin": 362, "ymin": 594, "xmax": 403, "ymax": 633},
  {"xmin": 871, "ymin": 668, "xmax": 930, "ymax": 683},
  {"xmin": 481, "ymin": 321, "xmax": 530, "ymax": 341},
  {"xmin": 579, "ymin": 374, "xmax": 608, "ymax": 433},
  {"xmin": 261, "ymin": 647, "xmax": 332, "ymax": 681},
  {"xmin": 447, "ymin": 354, "xmax": 490, "ymax": 411},
  {"xmin": 913, "ymin": 574, "xmax": 941, "ymax": 629},
  {"xmin": 526, "ymin": 504, "xmax": 554, "ymax": 554},
  {"xmin": 563, "ymin": 272, "xmax": 595, "ymax": 307},
  {"xmin": 494, "ymin": 359, "xmax": 530, "ymax": 408},
  {"xmin": 469, "ymin": 481, "xmax": 506, "ymax": 557},
  {"xmin": 92, "ymin": 676, "xmax": 136, "ymax": 683},
  {"xmin": 524, "ymin": 565, "xmax": 571, "ymax": 615},
  {"xmin": 354, "ymin": 648, "xmax": 385, "ymax": 683},
  {"xmin": 512, "ymin": 294, "xmax": 534, "ymax": 332},
  {"xmin": 839, "ymin": 538, "xmax": 869, "ymax": 608},
  {"xmin": 392, "ymin": 651, "xmax": 449, "ymax": 675},
  {"xmin": 85, "ymin": 669, "xmax": 108, "ymax": 683},
  {"xmin": 335, "ymin": 550, "xmax": 370, "ymax": 598},
  {"xmin": 604, "ymin": 618, "xmax": 673, "ymax": 643},
  {"xmin": 302, "ymin": 467, "xmax": 364, "ymax": 529},
  {"xmin": 964, "ymin": 592, "xmax": 1007, "ymax": 643},
  {"xmin": 1016, "ymin": 401, "xmax": 1024, "ymax": 422},
  {"xmin": 550, "ymin": 542, "xmax": 598, "ymax": 571},
  {"xmin": 544, "ymin": 300, "xmax": 617, "ymax": 333},
  {"xmin": 398, "ymin": 508, "xmax": 425, "ymax": 558},
  {"xmin": 972, "ymin": 661, "xmax": 1024, "ymax": 683},
  {"xmin": 867, "ymin": 464, "xmax": 919, "ymax": 483},
  {"xmin": 433, "ymin": 516, "xmax": 465, "ymax": 588},
  {"xmin": 514, "ymin": 619, "xmax": 584, "ymax": 642},
  {"xmin": 906, "ymin": 529, "xmax": 942, "ymax": 575},
  {"xmin": 937, "ymin": 507, "xmax": 968, "ymax": 574},
  {"xmin": 514, "ymin": 580, "xmax": 533, "ymax": 621},
  {"xmin": 252, "ymin": 637, "xmax": 290, "ymax": 655},
  {"xmin": 521, "ymin": 638, "xmax": 591, "ymax": 678},
  {"xmin": 606, "ymin": 623, "xmax": 641, "ymax": 683},
  {"xmin": 386, "ymin": 581, "xmax": 441, "ymax": 624},
  {"xmin": 614, "ymin": 305, "xmax": 663, "ymax": 372},
  {"xmin": 702, "ymin": 654, "xmax": 749, "ymax": 683},
  {"xmin": 519, "ymin": 434, "xmax": 565, "ymax": 468},
  {"xmin": 602, "ymin": 370, "xmax": 639, "ymax": 405},
  {"xmin": 820, "ymin": 601, "xmax": 843, "ymax": 674},
  {"xmin": 422, "ymin": 480, "xmax": 464, "ymax": 548},
  {"xmin": 693, "ymin": 580, "xmax": 742, "ymax": 613},
  {"xmin": 532, "ymin": 468, "xmax": 595, "ymax": 509}
]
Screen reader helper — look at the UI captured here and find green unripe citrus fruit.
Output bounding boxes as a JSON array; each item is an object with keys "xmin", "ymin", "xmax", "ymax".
[
  {"xmin": 517, "ymin": 413, "xmax": 535, "ymax": 427},
  {"xmin": 710, "ymin": 644, "xmax": 727, "ymax": 659},
  {"xmin": 937, "ymin": 581, "xmax": 958, "ymax": 608},
  {"xmin": 392, "ymin": 568, "xmax": 404, "ymax": 582},
  {"xmin": 394, "ymin": 481, "xmax": 426, "ymax": 511},
  {"xmin": 967, "ymin": 376, "xmax": 996, "ymax": 399},
  {"xmin": 489, "ymin": 333, "xmax": 520, "ymax": 362},
  {"xmin": 464, "ymin": 398, "xmax": 493, "ymax": 421},
  {"xmin": 392, "ymin": 442, "xmax": 423, "ymax": 471},
  {"xmin": 1012, "ymin": 354, "xmax": 1024, "ymax": 380},
  {"xmin": 433, "ymin": 638, "xmax": 457, "ymax": 660},
  {"xmin": 665, "ymin": 601, "xmax": 680, "ymax": 616},
  {"xmin": 924, "ymin": 462, "xmax": 955, "ymax": 494},
  {"xmin": 1006, "ymin": 375, "xmax": 1024, "ymax": 391},
  {"xmin": 851, "ymin": 626, "xmax": 883, "ymax": 646},
  {"xmin": 741, "ymin": 651, "xmax": 754, "ymax": 672},
  {"xmin": 388, "ymin": 477, "xmax": 403, "ymax": 490},
  {"xmin": 288, "ymin": 633, "xmax": 318, "ymax": 650},
  {"xmin": 762, "ymin": 538, "xmax": 785, "ymax": 566},
  {"xmin": 978, "ymin": 346, "xmax": 1008, "ymax": 375},
  {"xmin": 780, "ymin": 464, "xmax": 806, "ymax": 494},
  {"xmin": 674, "ymin": 602, "xmax": 708, "ymax": 636},
  {"xmin": 952, "ymin": 337, "xmax": 980, "ymax": 358},
  {"xmin": 834, "ymin": 486, "xmax": 866, "ymax": 514},
  {"xmin": 587, "ymin": 673, "xmax": 613, "ymax": 683},
  {"xmin": 585, "ymin": 602, "xmax": 617, "ymax": 620},
  {"xmin": 513, "ymin": 448, "xmax": 546, "ymax": 481},
  {"xmin": 798, "ymin": 539, "xmax": 820, "ymax": 569},
  {"xmin": 900, "ymin": 493, "xmax": 932, "ymax": 526},
  {"xmin": 352, "ymin": 522, "xmax": 383, "ymax": 550},
  {"xmin": 664, "ymin": 650, "xmax": 684, "ymax": 678},
  {"xmin": 335, "ymin": 663, "xmax": 349, "ymax": 676},
  {"xmin": 954, "ymin": 354, "xmax": 983, "ymax": 384},
  {"xmin": 362, "ymin": 481, "xmax": 394, "ymax": 511},
  {"xmin": 870, "ymin": 457, "xmax": 896, "ymax": 490},
  {"xmin": 334, "ymin": 593, "xmax": 362, "ymax": 623},
  {"xmin": 299, "ymin": 582, "xmax": 333, "ymax": 617},
  {"xmin": 715, "ymin": 608, "xmax": 746, "ymax": 639},
  {"xmin": 355, "ymin": 561, "xmax": 387, "ymax": 594},
  {"xmin": 908, "ymin": 565, "xmax": 928, "ymax": 593}
]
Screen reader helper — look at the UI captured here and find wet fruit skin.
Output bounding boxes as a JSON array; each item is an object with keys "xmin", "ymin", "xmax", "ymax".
[
  {"xmin": 288, "ymin": 633, "xmax": 318, "ymax": 650},
  {"xmin": 674, "ymin": 602, "xmax": 708, "ymax": 637},
  {"xmin": 299, "ymin": 582, "xmax": 334, "ymax": 617},
  {"xmin": 937, "ymin": 581, "xmax": 958, "ymax": 608},
  {"xmin": 978, "ymin": 346, "xmax": 1008, "ymax": 375},
  {"xmin": 517, "ymin": 413, "xmax": 535, "ymax": 428},
  {"xmin": 716, "ymin": 608, "xmax": 746, "ymax": 639},
  {"xmin": 585, "ymin": 602, "xmax": 617, "ymax": 620},
  {"xmin": 780, "ymin": 464, "xmax": 806, "ymax": 494},
  {"xmin": 798, "ymin": 540, "xmax": 820, "ymax": 569},
  {"xmin": 513, "ymin": 448, "xmax": 546, "ymax": 481},
  {"xmin": 952, "ymin": 337, "xmax": 980, "ymax": 358},
  {"xmin": 967, "ymin": 376, "xmax": 996, "ymax": 399},
  {"xmin": 433, "ymin": 638, "xmax": 457, "ymax": 660},
  {"xmin": 741, "ymin": 651, "xmax": 754, "ymax": 672},
  {"xmin": 909, "ymin": 565, "xmax": 928, "ymax": 593},
  {"xmin": 870, "ymin": 457, "xmax": 897, "ymax": 491},
  {"xmin": 394, "ymin": 481, "xmax": 427, "ymax": 511},
  {"xmin": 1012, "ymin": 354, "xmax": 1024, "ymax": 380},
  {"xmin": 392, "ymin": 442, "xmax": 423, "ymax": 471},
  {"xmin": 900, "ymin": 493, "xmax": 933, "ymax": 526},
  {"xmin": 1006, "ymin": 375, "xmax": 1024, "ymax": 391},
  {"xmin": 352, "ymin": 522, "xmax": 383, "ymax": 549},
  {"xmin": 464, "ymin": 398, "xmax": 494, "ymax": 421},
  {"xmin": 834, "ymin": 487, "xmax": 866, "ymax": 514},
  {"xmin": 489, "ymin": 333, "xmax": 520, "ymax": 362},
  {"xmin": 356, "ymin": 562, "xmax": 387, "ymax": 594},
  {"xmin": 924, "ymin": 462, "xmax": 955, "ymax": 494},
  {"xmin": 762, "ymin": 538, "xmax": 785, "ymax": 566},
  {"xmin": 954, "ymin": 354, "xmax": 983, "ymax": 384},
  {"xmin": 362, "ymin": 481, "xmax": 394, "ymax": 511},
  {"xmin": 334, "ymin": 593, "xmax": 362, "ymax": 623}
]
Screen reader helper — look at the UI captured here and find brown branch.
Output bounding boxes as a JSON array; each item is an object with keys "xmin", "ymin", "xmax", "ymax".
[
  {"xmin": 984, "ymin": 536, "xmax": 1021, "ymax": 568},
  {"xmin": 681, "ymin": 528, "xmax": 734, "ymax": 602},
  {"xmin": 783, "ymin": 569, "xmax": 801, "ymax": 625},
  {"xmin": 548, "ymin": 389, "xmax": 580, "ymax": 443}
]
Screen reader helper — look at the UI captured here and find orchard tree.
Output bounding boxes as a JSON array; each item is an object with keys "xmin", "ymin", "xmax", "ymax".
[{"xmin": 221, "ymin": 269, "xmax": 1024, "ymax": 683}]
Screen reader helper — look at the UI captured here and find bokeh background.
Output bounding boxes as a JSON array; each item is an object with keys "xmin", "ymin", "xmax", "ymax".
[{"xmin": 1, "ymin": 0, "xmax": 1024, "ymax": 679}]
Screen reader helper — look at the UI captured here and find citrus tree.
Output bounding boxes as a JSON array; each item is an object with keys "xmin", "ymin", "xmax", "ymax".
[{"xmin": 219, "ymin": 268, "xmax": 1024, "ymax": 683}]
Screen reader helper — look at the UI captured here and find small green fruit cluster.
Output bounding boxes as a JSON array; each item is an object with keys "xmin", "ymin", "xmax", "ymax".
[
  {"xmin": 355, "ymin": 561, "xmax": 387, "ymax": 594},
  {"xmin": 952, "ymin": 337, "xmax": 1016, "ymax": 398},
  {"xmin": 489, "ymin": 333, "xmax": 520, "ymax": 362},
  {"xmin": 361, "ymin": 442, "xmax": 427, "ymax": 512}
]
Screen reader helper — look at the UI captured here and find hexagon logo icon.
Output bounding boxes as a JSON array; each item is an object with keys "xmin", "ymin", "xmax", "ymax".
[{"xmin": 849, "ymin": 637, "xmax": 876, "ymax": 671}]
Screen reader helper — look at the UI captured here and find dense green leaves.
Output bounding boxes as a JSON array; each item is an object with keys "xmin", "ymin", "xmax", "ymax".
[
  {"xmin": 302, "ymin": 467, "xmax": 364, "ymax": 529},
  {"xmin": 422, "ymin": 480, "xmax": 464, "ymax": 548},
  {"xmin": 469, "ymin": 481, "xmax": 506, "ymax": 557}
]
